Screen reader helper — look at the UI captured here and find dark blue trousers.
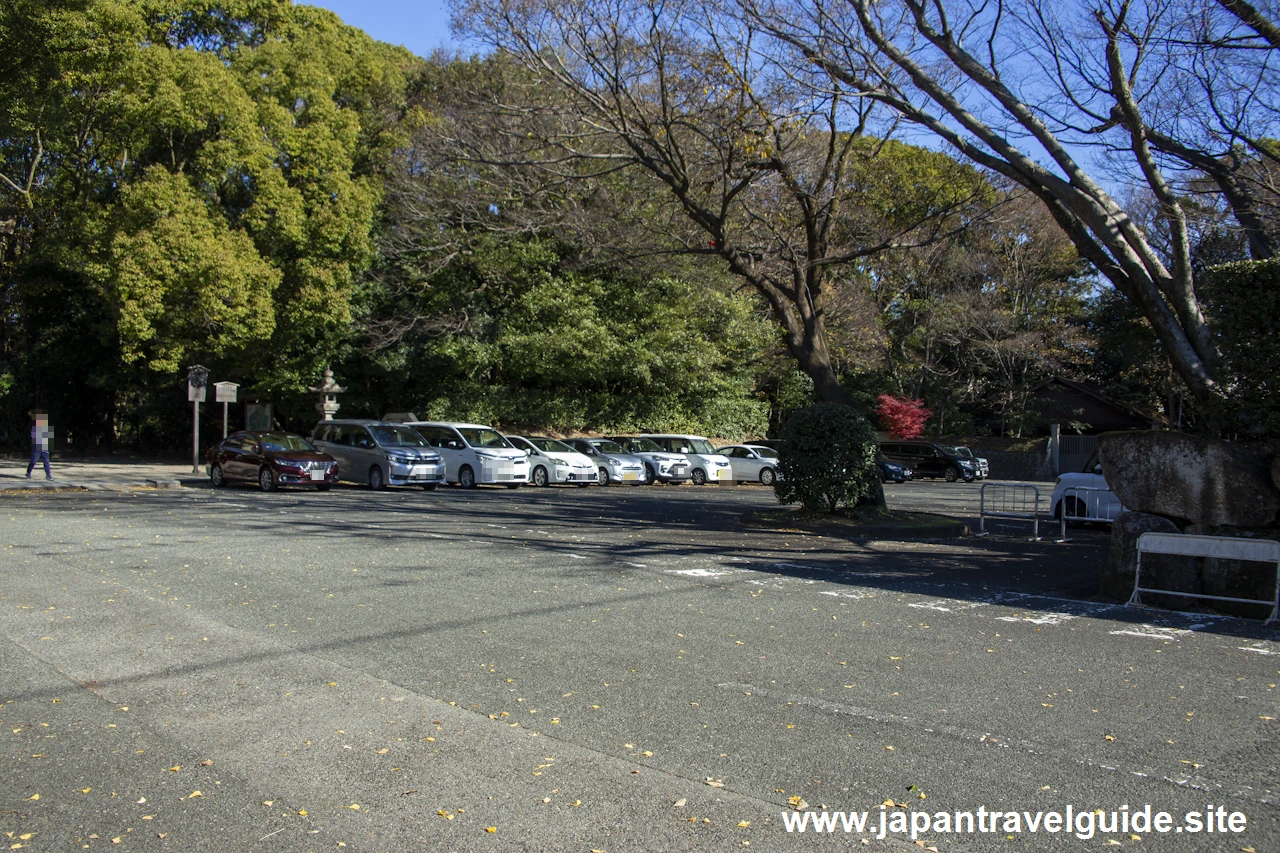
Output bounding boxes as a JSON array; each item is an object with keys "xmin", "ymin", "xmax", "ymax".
[{"xmin": 27, "ymin": 449, "xmax": 51, "ymax": 479}]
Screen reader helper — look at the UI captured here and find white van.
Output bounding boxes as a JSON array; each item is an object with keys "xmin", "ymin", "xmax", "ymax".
[
  {"xmin": 636, "ymin": 434, "xmax": 732, "ymax": 485},
  {"xmin": 407, "ymin": 421, "xmax": 529, "ymax": 488}
]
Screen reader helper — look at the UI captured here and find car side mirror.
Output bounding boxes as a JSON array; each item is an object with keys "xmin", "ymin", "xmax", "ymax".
[{"xmin": 1094, "ymin": 464, "xmax": 1103, "ymax": 474}]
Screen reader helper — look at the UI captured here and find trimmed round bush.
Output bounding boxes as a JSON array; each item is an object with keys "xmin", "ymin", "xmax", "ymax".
[{"xmin": 773, "ymin": 403, "xmax": 880, "ymax": 513}]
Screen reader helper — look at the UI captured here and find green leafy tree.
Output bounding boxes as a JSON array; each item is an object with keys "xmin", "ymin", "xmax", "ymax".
[
  {"xmin": 348, "ymin": 236, "xmax": 773, "ymax": 436},
  {"xmin": 0, "ymin": 0, "xmax": 415, "ymax": 443}
]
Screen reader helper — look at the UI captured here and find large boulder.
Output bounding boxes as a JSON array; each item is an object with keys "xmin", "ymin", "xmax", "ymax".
[
  {"xmin": 1098, "ymin": 431, "xmax": 1280, "ymax": 527},
  {"xmin": 1184, "ymin": 522, "xmax": 1280, "ymax": 619},
  {"xmin": 1101, "ymin": 511, "xmax": 1182, "ymax": 601}
]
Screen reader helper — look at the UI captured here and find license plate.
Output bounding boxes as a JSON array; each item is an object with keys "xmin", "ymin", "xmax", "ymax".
[
  {"xmin": 623, "ymin": 472, "xmax": 637, "ymax": 481},
  {"xmin": 310, "ymin": 469, "xmax": 325, "ymax": 481}
]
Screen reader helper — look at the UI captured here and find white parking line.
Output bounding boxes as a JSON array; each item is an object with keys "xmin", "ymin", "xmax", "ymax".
[
  {"xmin": 1109, "ymin": 625, "xmax": 1194, "ymax": 641},
  {"xmin": 996, "ymin": 612, "xmax": 1077, "ymax": 626},
  {"xmin": 665, "ymin": 567, "xmax": 739, "ymax": 578},
  {"xmin": 908, "ymin": 599, "xmax": 989, "ymax": 613}
]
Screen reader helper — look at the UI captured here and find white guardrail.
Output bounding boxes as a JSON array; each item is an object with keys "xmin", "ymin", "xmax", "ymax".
[
  {"xmin": 1130, "ymin": 532, "xmax": 1280, "ymax": 624},
  {"xmin": 977, "ymin": 483, "xmax": 1043, "ymax": 541}
]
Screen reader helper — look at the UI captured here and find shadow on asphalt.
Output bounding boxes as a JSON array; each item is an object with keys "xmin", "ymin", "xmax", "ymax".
[{"xmin": 11, "ymin": 482, "xmax": 1279, "ymax": 644}]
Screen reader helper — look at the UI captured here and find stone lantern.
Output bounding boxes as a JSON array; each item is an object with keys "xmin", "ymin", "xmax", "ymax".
[{"xmin": 309, "ymin": 368, "xmax": 346, "ymax": 421}]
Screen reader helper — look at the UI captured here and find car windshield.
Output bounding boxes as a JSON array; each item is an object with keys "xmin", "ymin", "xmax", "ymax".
[
  {"xmin": 371, "ymin": 425, "xmax": 429, "ymax": 447},
  {"xmin": 951, "ymin": 446, "xmax": 975, "ymax": 459},
  {"xmin": 530, "ymin": 438, "xmax": 574, "ymax": 453},
  {"xmin": 260, "ymin": 433, "xmax": 314, "ymax": 452},
  {"xmin": 678, "ymin": 438, "xmax": 714, "ymax": 454},
  {"xmin": 1083, "ymin": 450, "xmax": 1101, "ymax": 473},
  {"xmin": 627, "ymin": 438, "xmax": 664, "ymax": 453},
  {"xmin": 459, "ymin": 428, "xmax": 513, "ymax": 449},
  {"xmin": 591, "ymin": 440, "xmax": 626, "ymax": 453},
  {"xmin": 748, "ymin": 446, "xmax": 778, "ymax": 459}
]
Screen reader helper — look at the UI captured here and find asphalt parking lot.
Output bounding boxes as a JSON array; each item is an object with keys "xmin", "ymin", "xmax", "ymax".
[{"xmin": 2, "ymin": 481, "xmax": 1277, "ymax": 852}]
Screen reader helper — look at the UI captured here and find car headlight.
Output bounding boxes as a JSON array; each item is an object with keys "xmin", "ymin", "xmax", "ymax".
[
  {"xmin": 959, "ymin": 460, "xmax": 974, "ymax": 468},
  {"xmin": 475, "ymin": 450, "xmax": 500, "ymax": 459},
  {"xmin": 605, "ymin": 456, "xmax": 621, "ymax": 465},
  {"xmin": 552, "ymin": 460, "xmax": 569, "ymax": 467},
  {"xmin": 388, "ymin": 454, "xmax": 412, "ymax": 464}
]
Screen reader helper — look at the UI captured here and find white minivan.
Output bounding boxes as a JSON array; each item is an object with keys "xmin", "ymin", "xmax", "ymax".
[
  {"xmin": 637, "ymin": 434, "xmax": 732, "ymax": 485},
  {"xmin": 407, "ymin": 421, "xmax": 529, "ymax": 488}
]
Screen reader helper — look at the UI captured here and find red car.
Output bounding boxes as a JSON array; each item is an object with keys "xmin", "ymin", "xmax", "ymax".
[{"xmin": 206, "ymin": 431, "xmax": 338, "ymax": 492}]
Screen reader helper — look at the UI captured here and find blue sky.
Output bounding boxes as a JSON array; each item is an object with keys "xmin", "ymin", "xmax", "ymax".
[{"xmin": 304, "ymin": 0, "xmax": 464, "ymax": 57}]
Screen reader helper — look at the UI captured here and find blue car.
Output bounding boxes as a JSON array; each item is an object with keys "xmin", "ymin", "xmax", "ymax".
[{"xmin": 878, "ymin": 455, "xmax": 913, "ymax": 483}]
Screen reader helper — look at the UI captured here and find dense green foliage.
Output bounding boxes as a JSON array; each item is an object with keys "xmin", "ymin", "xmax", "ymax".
[
  {"xmin": 1201, "ymin": 259, "xmax": 1280, "ymax": 436},
  {"xmin": 343, "ymin": 238, "xmax": 773, "ymax": 437},
  {"xmin": 1087, "ymin": 259, "xmax": 1280, "ymax": 437},
  {"xmin": 1, "ymin": 0, "xmax": 412, "ymax": 446},
  {"xmin": 773, "ymin": 403, "xmax": 880, "ymax": 513}
]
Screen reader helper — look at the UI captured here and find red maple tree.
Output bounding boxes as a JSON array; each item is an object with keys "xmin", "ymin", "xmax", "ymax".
[{"xmin": 876, "ymin": 394, "xmax": 932, "ymax": 439}]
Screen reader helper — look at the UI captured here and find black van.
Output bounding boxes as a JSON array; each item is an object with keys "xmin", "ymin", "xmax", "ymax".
[{"xmin": 879, "ymin": 441, "xmax": 979, "ymax": 482}]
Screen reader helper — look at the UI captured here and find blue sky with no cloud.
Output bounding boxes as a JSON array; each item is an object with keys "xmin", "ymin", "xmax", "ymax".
[{"xmin": 304, "ymin": 0, "xmax": 464, "ymax": 58}]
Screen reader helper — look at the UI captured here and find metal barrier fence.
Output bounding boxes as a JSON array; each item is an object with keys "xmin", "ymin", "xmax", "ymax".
[
  {"xmin": 977, "ymin": 483, "xmax": 1042, "ymax": 541},
  {"xmin": 1055, "ymin": 486, "xmax": 1123, "ymax": 542},
  {"xmin": 1130, "ymin": 532, "xmax": 1280, "ymax": 624}
]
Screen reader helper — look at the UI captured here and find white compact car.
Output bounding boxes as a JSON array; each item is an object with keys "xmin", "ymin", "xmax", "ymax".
[
  {"xmin": 564, "ymin": 438, "xmax": 649, "ymax": 485},
  {"xmin": 637, "ymin": 434, "xmax": 731, "ymax": 485},
  {"xmin": 715, "ymin": 444, "xmax": 781, "ymax": 485},
  {"xmin": 1050, "ymin": 452, "xmax": 1126, "ymax": 522},
  {"xmin": 407, "ymin": 421, "xmax": 529, "ymax": 488},
  {"xmin": 607, "ymin": 436, "xmax": 691, "ymax": 484},
  {"xmin": 507, "ymin": 436, "xmax": 598, "ymax": 487}
]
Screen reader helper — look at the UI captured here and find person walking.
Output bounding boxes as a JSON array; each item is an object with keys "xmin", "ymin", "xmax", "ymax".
[{"xmin": 26, "ymin": 409, "xmax": 52, "ymax": 480}]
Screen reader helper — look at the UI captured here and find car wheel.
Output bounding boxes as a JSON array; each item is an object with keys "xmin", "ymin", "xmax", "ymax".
[
  {"xmin": 533, "ymin": 465, "xmax": 549, "ymax": 487},
  {"xmin": 316, "ymin": 483, "xmax": 331, "ymax": 492},
  {"xmin": 210, "ymin": 464, "xmax": 226, "ymax": 488},
  {"xmin": 944, "ymin": 466, "xmax": 960, "ymax": 482},
  {"xmin": 1062, "ymin": 496, "xmax": 1086, "ymax": 521},
  {"xmin": 422, "ymin": 484, "xmax": 437, "ymax": 491},
  {"xmin": 691, "ymin": 468, "xmax": 707, "ymax": 486},
  {"xmin": 644, "ymin": 463, "xmax": 657, "ymax": 484},
  {"xmin": 459, "ymin": 465, "xmax": 476, "ymax": 488},
  {"xmin": 760, "ymin": 467, "xmax": 776, "ymax": 486},
  {"xmin": 597, "ymin": 466, "xmax": 610, "ymax": 486},
  {"xmin": 258, "ymin": 467, "xmax": 277, "ymax": 492},
  {"xmin": 369, "ymin": 465, "xmax": 386, "ymax": 491}
]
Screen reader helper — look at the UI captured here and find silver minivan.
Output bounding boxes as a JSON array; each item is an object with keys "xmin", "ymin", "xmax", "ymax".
[{"xmin": 311, "ymin": 419, "xmax": 445, "ymax": 490}]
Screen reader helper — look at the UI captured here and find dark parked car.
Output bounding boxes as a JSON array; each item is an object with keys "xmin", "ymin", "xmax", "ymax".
[
  {"xmin": 878, "ymin": 455, "xmax": 913, "ymax": 483},
  {"xmin": 879, "ymin": 441, "xmax": 978, "ymax": 482},
  {"xmin": 207, "ymin": 431, "xmax": 338, "ymax": 492}
]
